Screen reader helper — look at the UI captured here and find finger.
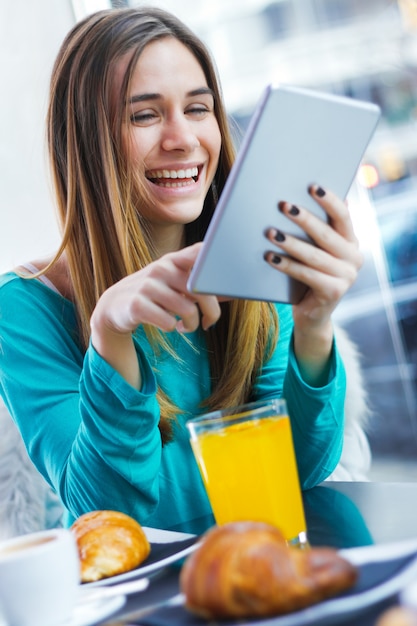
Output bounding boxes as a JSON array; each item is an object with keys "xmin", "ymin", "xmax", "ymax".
[
  {"xmin": 263, "ymin": 251, "xmax": 357, "ymax": 299},
  {"xmin": 133, "ymin": 244, "xmax": 220, "ymax": 332},
  {"xmin": 128, "ymin": 275, "xmax": 198, "ymax": 331},
  {"xmin": 265, "ymin": 226, "xmax": 363, "ymax": 274},
  {"xmin": 146, "ymin": 277, "xmax": 217, "ymax": 334},
  {"xmin": 308, "ymin": 184, "xmax": 357, "ymax": 242},
  {"xmin": 276, "ymin": 201, "xmax": 362, "ymax": 266},
  {"xmin": 169, "ymin": 241, "xmax": 204, "ymax": 272},
  {"xmin": 152, "ymin": 289, "xmax": 201, "ymax": 333},
  {"xmin": 176, "ymin": 309, "xmax": 200, "ymax": 333},
  {"xmin": 264, "ymin": 237, "xmax": 349, "ymax": 277},
  {"xmin": 194, "ymin": 294, "xmax": 221, "ymax": 331},
  {"xmin": 129, "ymin": 297, "xmax": 179, "ymax": 332},
  {"xmin": 155, "ymin": 245, "xmax": 221, "ymax": 330}
]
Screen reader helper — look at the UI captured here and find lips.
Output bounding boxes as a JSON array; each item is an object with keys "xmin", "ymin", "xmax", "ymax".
[{"xmin": 146, "ymin": 166, "xmax": 199, "ymax": 188}]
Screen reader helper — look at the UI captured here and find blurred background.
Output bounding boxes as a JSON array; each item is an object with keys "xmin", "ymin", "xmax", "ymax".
[{"xmin": 2, "ymin": 0, "xmax": 417, "ymax": 479}]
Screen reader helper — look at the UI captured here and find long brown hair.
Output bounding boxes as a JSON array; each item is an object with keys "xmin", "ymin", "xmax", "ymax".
[{"xmin": 46, "ymin": 7, "xmax": 278, "ymax": 441}]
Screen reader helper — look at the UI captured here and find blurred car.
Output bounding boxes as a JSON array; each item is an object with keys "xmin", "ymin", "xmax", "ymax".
[{"xmin": 334, "ymin": 184, "xmax": 417, "ymax": 456}]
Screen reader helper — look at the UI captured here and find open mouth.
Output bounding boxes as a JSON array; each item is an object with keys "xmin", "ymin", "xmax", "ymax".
[{"xmin": 146, "ymin": 166, "xmax": 200, "ymax": 188}]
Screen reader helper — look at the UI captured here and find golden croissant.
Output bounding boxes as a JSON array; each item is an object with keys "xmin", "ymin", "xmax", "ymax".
[
  {"xmin": 180, "ymin": 521, "xmax": 358, "ymax": 619},
  {"xmin": 71, "ymin": 510, "xmax": 150, "ymax": 583}
]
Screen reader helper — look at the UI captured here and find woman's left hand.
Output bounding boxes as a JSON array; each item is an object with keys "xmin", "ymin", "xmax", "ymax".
[
  {"xmin": 264, "ymin": 184, "xmax": 363, "ymax": 384},
  {"xmin": 266, "ymin": 184, "xmax": 362, "ymax": 324}
]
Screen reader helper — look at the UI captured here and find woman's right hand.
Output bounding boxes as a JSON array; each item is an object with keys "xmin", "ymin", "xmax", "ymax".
[{"xmin": 90, "ymin": 243, "xmax": 221, "ymax": 388}]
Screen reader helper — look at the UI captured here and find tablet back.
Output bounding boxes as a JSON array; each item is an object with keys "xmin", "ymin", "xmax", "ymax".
[{"xmin": 188, "ymin": 84, "xmax": 380, "ymax": 304}]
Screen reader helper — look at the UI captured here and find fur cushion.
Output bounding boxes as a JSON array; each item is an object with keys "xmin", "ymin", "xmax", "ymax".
[{"xmin": 0, "ymin": 397, "xmax": 63, "ymax": 539}]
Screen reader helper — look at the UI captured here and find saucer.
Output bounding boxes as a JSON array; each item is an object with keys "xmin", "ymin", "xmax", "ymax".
[
  {"xmin": 65, "ymin": 594, "xmax": 126, "ymax": 626},
  {"xmin": 0, "ymin": 594, "xmax": 125, "ymax": 626}
]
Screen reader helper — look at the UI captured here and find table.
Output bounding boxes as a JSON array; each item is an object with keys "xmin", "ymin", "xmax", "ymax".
[{"xmin": 102, "ymin": 482, "xmax": 417, "ymax": 626}]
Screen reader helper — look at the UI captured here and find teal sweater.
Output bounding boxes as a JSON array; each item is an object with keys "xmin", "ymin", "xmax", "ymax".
[{"xmin": 0, "ymin": 272, "xmax": 346, "ymax": 532}]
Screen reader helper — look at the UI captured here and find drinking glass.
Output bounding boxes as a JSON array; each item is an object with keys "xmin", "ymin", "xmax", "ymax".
[{"xmin": 187, "ymin": 398, "xmax": 308, "ymax": 547}]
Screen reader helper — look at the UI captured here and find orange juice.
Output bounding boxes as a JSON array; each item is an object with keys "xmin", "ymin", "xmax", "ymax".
[{"xmin": 189, "ymin": 406, "xmax": 306, "ymax": 542}]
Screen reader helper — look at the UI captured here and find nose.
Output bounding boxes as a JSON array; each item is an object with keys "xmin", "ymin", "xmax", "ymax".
[{"xmin": 160, "ymin": 114, "xmax": 200, "ymax": 152}]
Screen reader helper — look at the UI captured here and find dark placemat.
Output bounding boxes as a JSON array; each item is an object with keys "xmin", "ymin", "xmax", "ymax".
[{"xmin": 134, "ymin": 552, "xmax": 417, "ymax": 626}]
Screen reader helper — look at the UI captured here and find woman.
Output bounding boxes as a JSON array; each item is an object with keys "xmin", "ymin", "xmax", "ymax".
[{"xmin": 0, "ymin": 8, "xmax": 362, "ymax": 532}]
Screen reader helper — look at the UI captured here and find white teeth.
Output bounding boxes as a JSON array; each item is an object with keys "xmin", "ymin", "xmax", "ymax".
[{"xmin": 147, "ymin": 167, "xmax": 198, "ymax": 180}]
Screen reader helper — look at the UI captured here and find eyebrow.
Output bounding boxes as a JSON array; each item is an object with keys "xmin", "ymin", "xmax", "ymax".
[{"xmin": 128, "ymin": 87, "xmax": 215, "ymax": 105}]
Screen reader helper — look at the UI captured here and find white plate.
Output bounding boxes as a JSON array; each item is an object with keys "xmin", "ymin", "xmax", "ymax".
[
  {"xmin": 65, "ymin": 594, "xmax": 126, "ymax": 626},
  {"xmin": 401, "ymin": 578, "xmax": 417, "ymax": 608},
  {"xmin": 0, "ymin": 596, "xmax": 125, "ymax": 626},
  {"xmin": 252, "ymin": 539, "xmax": 417, "ymax": 626},
  {"xmin": 84, "ymin": 527, "xmax": 199, "ymax": 589}
]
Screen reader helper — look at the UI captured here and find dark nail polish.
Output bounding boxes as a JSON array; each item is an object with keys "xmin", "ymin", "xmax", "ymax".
[
  {"xmin": 289, "ymin": 205, "xmax": 299, "ymax": 216},
  {"xmin": 315, "ymin": 186, "xmax": 326, "ymax": 197},
  {"xmin": 274, "ymin": 230, "xmax": 286, "ymax": 243},
  {"xmin": 271, "ymin": 254, "xmax": 281, "ymax": 265}
]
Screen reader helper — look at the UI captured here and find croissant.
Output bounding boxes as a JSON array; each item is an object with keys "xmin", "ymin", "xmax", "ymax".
[
  {"xmin": 71, "ymin": 510, "xmax": 151, "ymax": 583},
  {"xmin": 180, "ymin": 521, "xmax": 358, "ymax": 619}
]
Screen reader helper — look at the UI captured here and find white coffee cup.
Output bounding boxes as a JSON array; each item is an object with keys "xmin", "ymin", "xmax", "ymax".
[{"xmin": 0, "ymin": 528, "xmax": 80, "ymax": 626}]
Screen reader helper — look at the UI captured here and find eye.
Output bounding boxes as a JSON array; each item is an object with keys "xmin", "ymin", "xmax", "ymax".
[
  {"xmin": 185, "ymin": 104, "xmax": 212, "ymax": 120},
  {"xmin": 186, "ymin": 105, "xmax": 210, "ymax": 117},
  {"xmin": 185, "ymin": 93, "xmax": 215, "ymax": 118},
  {"xmin": 130, "ymin": 110, "xmax": 159, "ymax": 125}
]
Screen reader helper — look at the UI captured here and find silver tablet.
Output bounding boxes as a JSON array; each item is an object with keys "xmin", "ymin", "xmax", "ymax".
[{"xmin": 188, "ymin": 84, "xmax": 380, "ymax": 304}]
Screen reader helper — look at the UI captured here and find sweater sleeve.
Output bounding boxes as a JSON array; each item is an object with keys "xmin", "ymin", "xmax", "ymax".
[
  {"xmin": 0, "ymin": 274, "xmax": 164, "ymax": 522},
  {"xmin": 252, "ymin": 304, "xmax": 346, "ymax": 488}
]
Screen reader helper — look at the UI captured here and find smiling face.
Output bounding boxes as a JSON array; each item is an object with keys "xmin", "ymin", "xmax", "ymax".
[{"xmin": 119, "ymin": 37, "xmax": 222, "ymax": 251}]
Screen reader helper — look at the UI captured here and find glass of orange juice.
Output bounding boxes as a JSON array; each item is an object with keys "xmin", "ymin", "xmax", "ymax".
[{"xmin": 186, "ymin": 398, "xmax": 308, "ymax": 547}]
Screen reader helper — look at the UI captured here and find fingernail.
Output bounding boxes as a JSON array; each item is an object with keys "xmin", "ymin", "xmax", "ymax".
[
  {"xmin": 315, "ymin": 186, "xmax": 326, "ymax": 197},
  {"xmin": 274, "ymin": 230, "xmax": 286, "ymax": 243},
  {"xmin": 203, "ymin": 321, "xmax": 216, "ymax": 331},
  {"xmin": 289, "ymin": 205, "xmax": 299, "ymax": 216},
  {"xmin": 271, "ymin": 254, "xmax": 281, "ymax": 265}
]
